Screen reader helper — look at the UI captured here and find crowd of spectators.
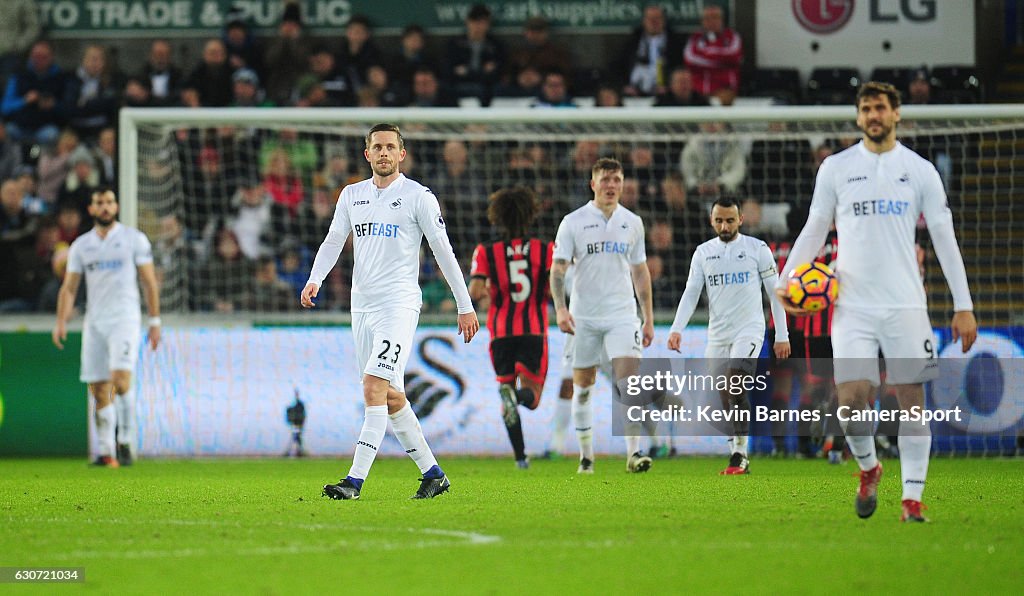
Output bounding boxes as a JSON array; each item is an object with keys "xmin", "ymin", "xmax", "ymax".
[{"xmin": 0, "ymin": 2, "xmax": 964, "ymax": 315}]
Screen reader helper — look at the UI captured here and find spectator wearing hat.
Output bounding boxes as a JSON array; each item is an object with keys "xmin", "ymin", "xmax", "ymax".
[
  {"xmin": 505, "ymin": 16, "xmax": 572, "ymax": 88},
  {"xmin": 57, "ymin": 146, "xmax": 102, "ymax": 227},
  {"xmin": 139, "ymin": 40, "xmax": 183, "ymax": 106},
  {"xmin": 231, "ymin": 68, "xmax": 274, "ymax": 107},
  {"xmin": 263, "ymin": 2, "xmax": 311, "ymax": 105},
  {"xmin": 293, "ymin": 74, "xmax": 332, "ymax": 107},
  {"xmin": 446, "ymin": 3, "xmax": 505, "ymax": 105},
  {"xmin": 223, "ymin": 12, "xmax": 263, "ymax": 77}
]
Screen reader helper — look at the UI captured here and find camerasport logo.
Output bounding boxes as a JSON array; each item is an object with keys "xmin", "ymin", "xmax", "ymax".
[{"xmin": 792, "ymin": 0, "xmax": 854, "ymax": 34}]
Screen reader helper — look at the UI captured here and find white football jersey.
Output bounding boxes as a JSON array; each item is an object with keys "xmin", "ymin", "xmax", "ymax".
[
  {"xmin": 780, "ymin": 141, "xmax": 972, "ymax": 311},
  {"xmin": 307, "ymin": 174, "xmax": 473, "ymax": 314},
  {"xmin": 671, "ymin": 233, "xmax": 788, "ymax": 344},
  {"xmin": 553, "ymin": 202, "xmax": 646, "ymax": 322},
  {"xmin": 66, "ymin": 223, "xmax": 152, "ymax": 325}
]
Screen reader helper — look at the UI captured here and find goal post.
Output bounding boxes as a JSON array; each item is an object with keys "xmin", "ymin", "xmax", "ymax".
[{"xmin": 119, "ymin": 104, "xmax": 1024, "ymax": 456}]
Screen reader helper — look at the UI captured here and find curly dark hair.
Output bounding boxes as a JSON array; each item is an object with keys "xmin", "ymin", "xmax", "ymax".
[
  {"xmin": 856, "ymin": 81, "xmax": 902, "ymax": 110},
  {"xmin": 487, "ymin": 186, "xmax": 538, "ymax": 240}
]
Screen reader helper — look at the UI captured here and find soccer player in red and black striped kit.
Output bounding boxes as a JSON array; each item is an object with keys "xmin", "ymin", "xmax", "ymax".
[
  {"xmin": 469, "ymin": 187, "xmax": 554, "ymax": 468},
  {"xmin": 769, "ymin": 230, "xmax": 842, "ymax": 459}
]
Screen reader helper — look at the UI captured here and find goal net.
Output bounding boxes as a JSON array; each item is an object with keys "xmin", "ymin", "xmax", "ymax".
[{"xmin": 121, "ymin": 105, "xmax": 1024, "ymax": 456}]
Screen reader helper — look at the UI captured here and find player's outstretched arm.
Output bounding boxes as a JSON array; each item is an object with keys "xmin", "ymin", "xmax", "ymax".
[
  {"xmin": 550, "ymin": 258, "xmax": 574, "ymax": 334},
  {"xmin": 52, "ymin": 271, "xmax": 81, "ymax": 350}
]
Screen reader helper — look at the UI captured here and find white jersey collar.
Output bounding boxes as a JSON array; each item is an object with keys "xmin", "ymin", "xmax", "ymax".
[{"xmin": 855, "ymin": 140, "xmax": 904, "ymax": 160}]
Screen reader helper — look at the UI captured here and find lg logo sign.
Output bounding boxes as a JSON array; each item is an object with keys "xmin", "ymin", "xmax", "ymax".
[
  {"xmin": 792, "ymin": 0, "xmax": 854, "ymax": 34},
  {"xmin": 793, "ymin": 0, "xmax": 937, "ymax": 34}
]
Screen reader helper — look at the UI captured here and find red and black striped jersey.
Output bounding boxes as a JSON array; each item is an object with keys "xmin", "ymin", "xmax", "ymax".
[
  {"xmin": 470, "ymin": 238, "xmax": 553, "ymax": 339},
  {"xmin": 770, "ymin": 232, "xmax": 839, "ymax": 338}
]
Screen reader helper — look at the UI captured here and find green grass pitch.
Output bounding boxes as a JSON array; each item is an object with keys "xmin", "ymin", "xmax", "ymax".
[{"xmin": 2, "ymin": 457, "xmax": 1021, "ymax": 593}]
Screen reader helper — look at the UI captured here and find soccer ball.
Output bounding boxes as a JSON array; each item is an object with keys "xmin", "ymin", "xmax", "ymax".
[{"xmin": 787, "ymin": 262, "xmax": 839, "ymax": 312}]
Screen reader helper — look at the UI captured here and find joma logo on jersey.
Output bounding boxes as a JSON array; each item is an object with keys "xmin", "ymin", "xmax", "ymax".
[
  {"xmin": 353, "ymin": 200, "xmax": 370, "ymax": 206},
  {"xmin": 847, "ymin": 175, "xmax": 868, "ymax": 183},
  {"xmin": 583, "ymin": 224, "xmax": 600, "ymax": 230},
  {"xmin": 354, "ymin": 222, "xmax": 400, "ymax": 238},
  {"xmin": 586, "ymin": 241, "xmax": 630, "ymax": 255},
  {"xmin": 707, "ymin": 271, "xmax": 752, "ymax": 287},
  {"xmin": 85, "ymin": 259, "xmax": 124, "ymax": 272}
]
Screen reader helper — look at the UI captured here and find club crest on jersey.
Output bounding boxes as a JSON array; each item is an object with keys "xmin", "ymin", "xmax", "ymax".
[
  {"xmin": 898, "ymin": 172, "xmax": 910, "ymax": 183},
  {"xmin": 736, "ymin": 251, "xmax": 746, "ymax": 260},
  {"xmin": 390, "ymin": 197, "xmax": 403, "ymax": 209}
]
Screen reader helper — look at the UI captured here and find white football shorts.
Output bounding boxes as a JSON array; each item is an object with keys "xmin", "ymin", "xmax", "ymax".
[
  {"xmin": 831, "ymin": 306, "xmax": 939, "ymax": 385},
  {"xmin": 705, "ymin": 335, "xmax": 764, "ymax": 375},
  {"xmin": 353, "ymin": 308, "xmax": 419, "ymax": 393},
  {"xmin": 572, "ymin": 317, "xmax": 642, "ymax": 369},
  {"xmin": 80, "ymin": 319, "xmax": 141, "ymax": 383}
]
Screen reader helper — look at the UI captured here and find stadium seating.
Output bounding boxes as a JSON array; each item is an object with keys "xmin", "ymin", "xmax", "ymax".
[
  {"xmin": 869, "ymin": 66, "xmax": 917, "ymax": 91},
  {"xmin": 931, "ymin": 65, "xmax": 983, "ymax": 103},
  {"xmin": 745, "ymin": 68, "xmax": 802, "ymax": 105},
  {"xmin": 806, "ymin": 67, "xmax": 861, "ymax": 105}
]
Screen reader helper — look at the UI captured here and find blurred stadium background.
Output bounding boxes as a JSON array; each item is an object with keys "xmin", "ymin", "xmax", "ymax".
[{"xmin": 1, "ymin": 0, "xmax": 1022, "ymax": 459}]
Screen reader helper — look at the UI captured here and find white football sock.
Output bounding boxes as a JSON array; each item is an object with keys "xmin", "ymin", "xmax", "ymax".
[
  {"xmin": 899, "ymin": 419, "xmax": 931, "ymax": 502},
  {"xmin": 95, "ymin": 403, "xmax": 117, "ymax": 458},
  {"xmin": 114, "ymin": 388, "xmax": 136, "ymax": 447},
  {"xmin": 347, "ymin": 405, "xmax": 388, "ymax": 480},
  {"xmin": 734, "ymin": 435, "xmax": 748, "ymax": 457},
  {"xmin": 549, "ymin": 398, "xmax": 572, "ymax": 454},
  {"xmin": 572, "ymin": 384, "xmax": 594, "ymax": 461},
  {"xmin": 389, "ymin": 401, "xmax": 439, "ymax": 474},
  {"xmin": 625, "ymin": 434, "xmax": 641, "ymax": 458},
  {"xmin": 840, "ymin": 415, "xmax": 879, "ymax": 471}
]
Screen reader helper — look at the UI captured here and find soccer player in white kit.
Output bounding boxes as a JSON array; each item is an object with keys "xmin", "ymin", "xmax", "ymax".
[
  {"xmin": 668, "ymin": 197, "xmax": 791, "ymax": 475},
  {"xmin": 52, "ymin": 189, "xmax": 162, "ymax": 468},
  {"xmin": 551, "ymin": 158, "xmax": 655, "ymax": 474},
  {"xmin": 301, "ymin": 123, "xmax": 478, "ymax": 500},
  {"xmin": 778, "ymin": 82, "xmax": 977, "ymax": 522}
]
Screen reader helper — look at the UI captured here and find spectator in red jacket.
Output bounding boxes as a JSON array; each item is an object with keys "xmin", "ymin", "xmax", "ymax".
[{"xmin": 683, "ymin": 5, "xmax": 742, "ymax": 99}]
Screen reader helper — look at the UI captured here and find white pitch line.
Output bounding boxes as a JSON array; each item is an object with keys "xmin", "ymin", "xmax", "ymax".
[{"xmin": 10, "ymin": 516, "xmax": 501, "ymax": 559}]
